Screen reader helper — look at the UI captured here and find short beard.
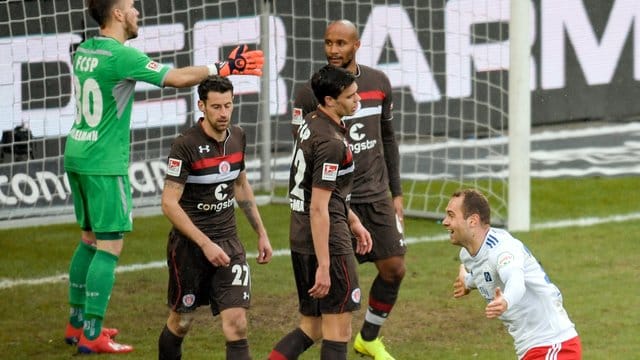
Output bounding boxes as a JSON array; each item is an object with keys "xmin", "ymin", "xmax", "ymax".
[
  {"xmin": 341, "ymin": 58, "xmax": 354, "ymax": 69},
  {"xmin": 125, "ymin": 22, "xmax": 138, "ymax": 40}
]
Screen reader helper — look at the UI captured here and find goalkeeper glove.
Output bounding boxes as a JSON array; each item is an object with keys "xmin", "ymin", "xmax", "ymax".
[{"xmin": 210, "ymin": 44, "xmax": 264, "ymax": 77}]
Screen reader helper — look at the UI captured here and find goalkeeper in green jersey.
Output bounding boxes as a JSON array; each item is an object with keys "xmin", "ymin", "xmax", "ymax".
[{"xmin": 63, "ymin": 0, "xmax": 264, "ymax": 354}]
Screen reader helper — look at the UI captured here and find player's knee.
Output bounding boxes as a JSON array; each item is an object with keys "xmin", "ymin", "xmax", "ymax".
[
  {"xmin": 300, "ymin": 316, "xmax": 322, "ymax": 342},
  {"xmin": 392, "ymin": 262, "xmax": 407, "ymax": 282},
  {"xmin": 321, "ymin": 318, "xmax": 352, "ymax": 342},
  {"xmin": 222, "ymin": 311, "xmax": 248, "ymax": 339},
  {"xmin": 339, "ymin": 325, "xmax": 352, "ymax": 341},
  {"xmin": 167, "ymin": 311, "xmax": 195, "ymax": 337},
  {"xmin": 379, "ymin": 257, "xmax": 406, "ymax": 283}
]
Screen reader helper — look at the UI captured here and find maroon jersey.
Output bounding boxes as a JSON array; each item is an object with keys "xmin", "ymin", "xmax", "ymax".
[
  {"xmin": 289, "ymin": 111, "xmax": 355, "ymax": 255},
  {"xmin": 165, "ymin": 119, "xmax": 246, "ymax": 241},
  {"xmin": 292, "ymin": 64, "xmax": 399, "ymax": 203}
]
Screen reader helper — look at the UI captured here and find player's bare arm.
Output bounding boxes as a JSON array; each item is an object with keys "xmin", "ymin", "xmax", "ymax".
[
  {"xmin": 234, "ymin": 171, "xmax": 273, "ymax": 264},
  {"xmin": 161, "ymin": 179, "xmax": 230, "ymax": 267},
  {"xmin": 453, "ymin": 264, "xmax": 471, "ymax": 298},
  {"xmin": 392, "ymin": 195, "xmax": 405, "ymax": 231},
  {"xmin": 164, "ymin": 66, "xmax": 210, "ymax": 88},
  {"xmin": 308, "ymin": 186, "xmax": 332, "ymax": 299},
  {"xmin": 347, "ymin": 209, "xmax": 372, "ymax": 255},
  {"xmin": 381, "ymin": 117, "xmax": 404, "ymax": 228},
  {"xmin": 234, "ymin": 171, "xmax": 265, "ymax": 234}
]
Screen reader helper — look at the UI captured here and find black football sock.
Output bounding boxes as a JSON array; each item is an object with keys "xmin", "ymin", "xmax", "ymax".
[
  {"xmin": 269, "ymin": 327, "xmax": 314, "ymax": 359},
  {"xmin": 320, "ymin": 339, "xmax": 347, "ymax": 360},
  {"xmin": 361, "ymin": 274, "xmax": 401, "ymax": 341},
  {"xmin": 226, "ymin": 338, "xmax": 250, "ymax": 360},
  {"xmin": 158, "ymin": 325, "xmax": 184, "ymax": 360}
]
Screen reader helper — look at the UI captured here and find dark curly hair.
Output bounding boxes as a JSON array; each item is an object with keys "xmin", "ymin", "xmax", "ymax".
[
  {"xmin": 197, "ymin": 75, "xmax": 234, "ymax": 101},
  {"xmin": 310, "ymin": 64, "xmax": 356, "ymax": 105}
]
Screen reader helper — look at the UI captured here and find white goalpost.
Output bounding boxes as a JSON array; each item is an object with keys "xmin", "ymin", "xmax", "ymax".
[
  {"xmin": 508, "ymin": 0, "xmax": 531, "ymax": 231},
  {"xmin": 0, "ymin": 0, "xmax": 529, "ymax": 229}
]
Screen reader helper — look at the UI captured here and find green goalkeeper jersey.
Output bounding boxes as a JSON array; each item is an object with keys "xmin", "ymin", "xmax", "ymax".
[{"xmin": 64, "ymin": 36, "xmax": 170, "ymax": 175}]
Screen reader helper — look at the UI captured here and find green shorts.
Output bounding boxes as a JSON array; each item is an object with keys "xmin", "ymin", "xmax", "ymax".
[{"xmin": 67, "ymin": 171, "xmax": 132, "ymax": 238}]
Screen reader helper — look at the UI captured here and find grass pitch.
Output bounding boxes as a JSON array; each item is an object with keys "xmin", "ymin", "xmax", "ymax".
[{"xmin": 1, "ymin": 177, "xmax": 639, "ymax": 359}]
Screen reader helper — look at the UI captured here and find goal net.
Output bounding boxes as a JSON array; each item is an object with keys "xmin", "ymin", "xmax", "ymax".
[{"xmin": 0, "ymin": 0, "xmax": 511, "ymax": 228}]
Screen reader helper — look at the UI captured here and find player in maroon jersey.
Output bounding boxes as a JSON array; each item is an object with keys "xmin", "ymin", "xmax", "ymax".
[
  {"xmin": 269, "ymin": 65, "xmax": 372, "ymax": 360},
  {"xmin": 291, "ymin": 20, "xmax": 405, "ymax": 359},
  {"xmin": 158, "ymin": 76, "xmax": 272, "ymax": 360}
]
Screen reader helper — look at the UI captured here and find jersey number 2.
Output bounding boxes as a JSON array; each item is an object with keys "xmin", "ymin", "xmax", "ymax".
[{"xmin": 290, "ymin": 147, "xmax": 306, "ymax": 201}]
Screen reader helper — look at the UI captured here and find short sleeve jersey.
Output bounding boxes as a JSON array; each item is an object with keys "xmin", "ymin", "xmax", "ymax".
[
  {"xmin": 289, "ymin": 111, "xmax": 355, "ymax": 255},
  {"xmin": 292, "ymin": 64, "xmax": 393, "ymax": 203},
  {"xmin": 165, "ymin": 121, "xmax": 246, "ymax": 241},
  {"xmin": 64, "ymin": 37, "xmax": 170, "ymax": 175},
  {"xmin": 460, "ymin": 228, "xmax": 578, "ymax": 358}
]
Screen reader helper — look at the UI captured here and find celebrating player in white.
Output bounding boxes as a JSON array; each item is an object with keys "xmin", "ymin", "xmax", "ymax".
[{"xmin": 444, "ymin": 189, "xmax": 582, "ymax": 360}]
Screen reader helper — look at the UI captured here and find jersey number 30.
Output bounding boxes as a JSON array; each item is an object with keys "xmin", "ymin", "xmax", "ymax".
[{"xmin": 73, "ymin": 76, "xmax": 103, "ymax": 127}]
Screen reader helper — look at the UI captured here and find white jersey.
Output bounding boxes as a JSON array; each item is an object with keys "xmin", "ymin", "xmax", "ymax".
[{"xmin": 460, "ymin": 227, "xmax": 578, "ymax": 359}]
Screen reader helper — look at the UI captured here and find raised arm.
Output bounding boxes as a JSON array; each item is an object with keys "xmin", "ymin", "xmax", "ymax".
[{"xmin": 163, "ymin": 44, "xmax": 264, "ymax": 88}]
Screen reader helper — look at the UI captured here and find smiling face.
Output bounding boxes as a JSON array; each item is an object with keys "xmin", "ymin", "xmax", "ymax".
[
  {"xmin": 442, "ymin": 194, "xmax": 474, "ymax": 247},
  {"xmin": 443, "ymin": 191, "xmax": 492, "ymax": 255}
]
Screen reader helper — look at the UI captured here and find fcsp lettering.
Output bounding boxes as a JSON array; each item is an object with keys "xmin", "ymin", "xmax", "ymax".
[{"xmin": 75, "ymin": 55, "xmax": 99, "ymax": 72}]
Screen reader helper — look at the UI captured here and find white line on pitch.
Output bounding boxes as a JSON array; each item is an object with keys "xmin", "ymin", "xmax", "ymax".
[{"xmin": 2, "ymin": 212, "xmax": 640, "ymax": 291}]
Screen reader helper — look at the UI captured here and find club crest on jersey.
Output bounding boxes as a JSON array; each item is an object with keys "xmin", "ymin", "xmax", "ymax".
[
  {"xmin": 322, "ymin": 163, "xmax": 338, "ymax": 181},
  {"xmin": 219, "ymin": 160, "xmax": 231, "ymax": 174},
  {"xmin": 145, "ymin": 60, "xmax": 162, "ymax": 72},
  {"xmin": 167, "ymin": 158, "xmax": 182, "ymax": 176},
  {"xmin": 351, "ymin": 288, "xmax": 361, "ymax": 303},
  {"xmin": 498, "ymin": 252, "xmax": 515, "ymax": 268},
  {"xmin": 182, "ymin": 294, "xmax": 196, "ymax": 307},
  {"xmin": 198, "ymin": 145, "xmax": 210, "ymax": 153},
  {"xmin": 292, "ymin": 107, "xmax": 303, "ymax": 125}
]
